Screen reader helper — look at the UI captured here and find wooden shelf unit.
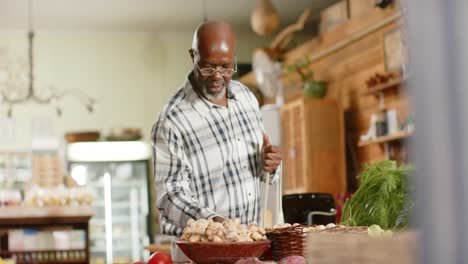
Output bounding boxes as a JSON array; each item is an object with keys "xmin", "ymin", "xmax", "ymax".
[
  {"xmin": 358, "ymin": 131, "xmax": 413, "ymax": 147},
  {"xmin": 0, "ymin": 249, "xmax": 87, "ymax": 264},
  {"xmin": 0, "ymin": 206, "xmax": 93, "ymax": 264},
  {"xmin": 0, "ymin": 206, "xmax": 93, "ymax": 223},
  {"xmin": 361, "ymin": 77, "xmax": 408, "ymax": 96}
]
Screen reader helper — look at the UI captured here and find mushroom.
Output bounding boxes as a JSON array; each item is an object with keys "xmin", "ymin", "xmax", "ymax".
[
  {"xmin": 189, "ymin": 234, "xmax": 201, "ymax": 242},
  {"xmin": 187, "ymin": 219, "xmax": 195, "ymax": 227},
  {"xmin": 226, "ymin": 232, "xmax": 240, "ymax": 242},
  {"xmin": 248, "ymin": 224, "xmax": 259, "ymax": 233},
  {"xmin": 213, "ymin": 235, "xmax": 224, "ymax": 242},
  {"xmin": 251, "ymin": 232, "xmax": 262, "ymax": 241}
]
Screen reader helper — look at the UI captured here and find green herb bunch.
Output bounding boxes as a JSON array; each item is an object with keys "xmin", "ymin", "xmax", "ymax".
[{"xmin": 340, "ymin": 160, "xmax": 413, "ymax": 229}]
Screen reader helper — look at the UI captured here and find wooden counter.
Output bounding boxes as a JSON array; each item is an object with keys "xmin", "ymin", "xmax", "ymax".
[{"xmin": 144, "ymin": 243, "xmax": 171, "ymax": 255}]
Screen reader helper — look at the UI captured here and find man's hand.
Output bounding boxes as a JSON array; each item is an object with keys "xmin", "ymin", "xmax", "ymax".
[{"xmin": 261, "ymin": 133, "xmax": 282, "ymax": 173}]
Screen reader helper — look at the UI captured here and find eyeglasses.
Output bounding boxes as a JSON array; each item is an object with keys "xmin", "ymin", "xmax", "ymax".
[{"xmin": 196, "ymin": 60, "xmax": 237, "ymax": 77}]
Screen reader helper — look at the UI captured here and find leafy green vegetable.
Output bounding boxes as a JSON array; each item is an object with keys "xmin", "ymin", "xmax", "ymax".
[
  {"xmin": 340, "ymin": 160, "xmax": 413, "ymax": 229},
  {"xmin": 367, "ymin": 224, "xmax": 393, "ymax": 237}
]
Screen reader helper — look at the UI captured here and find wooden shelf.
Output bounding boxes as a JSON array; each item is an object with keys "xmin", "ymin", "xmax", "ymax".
[
  {"xmin": 361, "ymin": 77, "xmax": 408, "ymax": 96},
  {"xmin": 0, "ymin": 206, "xmax": 92, "ymax": 264},
  {"xmin": 1, "ymin": 249, "xmax": 87, "ymax": 264},
  {"xmin": 0, "ymin": 206, "xmax": 93, "ymax": 225},
  {"xmin": 358, "ymin": 131, "xmax": 413, "ymax": 147},
  {"xmin": 0, "ymin": 206, "xmax": 93, "ymax": 219}
]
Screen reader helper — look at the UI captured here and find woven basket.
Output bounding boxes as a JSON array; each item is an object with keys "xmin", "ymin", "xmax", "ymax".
[
  {"xmin": 266, "ymin": 225, "xmax": 306, "ymax": 261},
  {"xmin": 318, "ymin": 226, "xmax": 368, "ymax": 234},
  {"xmin": 266, "ymin": 225, "xmax": 369, "ymax": 261},
  {"xmin": 305, "ymin": 231, "xmax": 419, "ymax": 264}
]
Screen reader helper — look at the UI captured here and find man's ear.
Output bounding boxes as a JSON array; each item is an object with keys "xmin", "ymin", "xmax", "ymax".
[{"xmin": 189, "ymin": 48, "xmax": 195, "ymax": 62}]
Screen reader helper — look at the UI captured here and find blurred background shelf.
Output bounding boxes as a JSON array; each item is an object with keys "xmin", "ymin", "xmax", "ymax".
[
  {"xmin": 361, "ymin": 77, "xmax": 408, "ymax": 96},
  {"xmin": 0, "ymin": 208, "xmax": 92, "ymax": 264},
  {"xmin": 358, "ymin": 131, "xmax": 413, "ymax": 147},
  {"xmin": 0, "ymin": 249, "xmax": 87, "ymax": 264},
  {"xmin": 0, "ymin": 206, "xmax": 93, "ymax": 218},
  {"xmin": 0, "ymin": 206, "xmax": 93, "ymax": 225}
]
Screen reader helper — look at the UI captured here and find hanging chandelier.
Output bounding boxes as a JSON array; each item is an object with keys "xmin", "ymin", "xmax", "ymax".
[{"xmin": 0, "ymin": 0, "xmax": 96, "ymax": 117}]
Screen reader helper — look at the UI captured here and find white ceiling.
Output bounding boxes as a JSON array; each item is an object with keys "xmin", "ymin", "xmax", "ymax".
[{"xmin": 0, "ymin": 0, "xmax": 338, "ymax": 33}]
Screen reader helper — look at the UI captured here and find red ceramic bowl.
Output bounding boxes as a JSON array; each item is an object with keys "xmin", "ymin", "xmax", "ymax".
[{"xmin": 176, "ymin": 240, "xmax": 270, "ymax": 264}]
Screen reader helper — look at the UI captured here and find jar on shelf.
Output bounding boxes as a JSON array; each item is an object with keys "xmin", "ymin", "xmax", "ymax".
[{"xmin": 375, "ymin": 109, "xmax": 388, "ymax": 137}]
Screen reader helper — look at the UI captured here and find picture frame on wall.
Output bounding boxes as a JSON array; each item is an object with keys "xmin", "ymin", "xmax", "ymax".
[{"xmin": 383, "ymin": 28, "xmax": 409, "ymax": 75}]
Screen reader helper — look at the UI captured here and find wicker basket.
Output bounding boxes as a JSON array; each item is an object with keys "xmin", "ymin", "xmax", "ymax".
[
  {"xmin": 319, "ymin": 226, "xmax": 368, "ymax": 234},
  {"xmin": 305, "ymin": 231, "xmax": 419, "ymax": 264},
  {"xmin": 266, "ymin": 225, "xmax": 306, "ymax": 261},
  {"xmin": 266, "ymin": 225, "xmax": 369, "ymax": 261}
]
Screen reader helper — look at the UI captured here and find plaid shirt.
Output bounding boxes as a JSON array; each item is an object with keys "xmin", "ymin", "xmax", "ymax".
[{"xmin": 151, "ymin": 74, "xmax": 277, "ymax": 236}]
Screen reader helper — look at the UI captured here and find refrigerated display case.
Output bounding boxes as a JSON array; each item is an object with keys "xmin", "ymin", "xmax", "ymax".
[{"xmin": 66, "ymin": 141, "xmax": 156, "ymax": 264}]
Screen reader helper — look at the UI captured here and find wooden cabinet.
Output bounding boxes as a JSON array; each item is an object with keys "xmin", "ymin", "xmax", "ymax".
[
  {"xmin": 281, "ymin": 97, "xmax": 346, "ymax": 196},
  {"xmin": 0, "ymin": 206, "xmax": 93, "ymax": 264}
]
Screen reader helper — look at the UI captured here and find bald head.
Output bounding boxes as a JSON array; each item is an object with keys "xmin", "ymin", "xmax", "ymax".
[
  {"xmin": 189, "ymin": 21, "xmax": 237, "ymax": 104},
  {"xmin": 191, "ymin": 20, "xmax": 236, "ymax": 60}
]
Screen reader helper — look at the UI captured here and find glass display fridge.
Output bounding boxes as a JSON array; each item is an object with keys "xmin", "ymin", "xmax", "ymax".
[{"xmin": 66, "ymin": 141, "xmax": 156, "ymax": 264}]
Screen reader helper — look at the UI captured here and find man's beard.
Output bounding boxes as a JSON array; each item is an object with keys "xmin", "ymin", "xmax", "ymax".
[{"xmin": 201, "ymin": 81, "xmax": 227, "ymax": 101}]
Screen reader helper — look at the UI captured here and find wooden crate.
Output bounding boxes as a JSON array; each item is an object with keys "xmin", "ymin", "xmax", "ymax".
[{"xmin": 305, "ymin": 231, "xmax": 419, "ymax": 264}]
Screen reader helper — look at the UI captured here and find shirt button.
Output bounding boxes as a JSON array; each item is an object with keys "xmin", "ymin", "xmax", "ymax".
[
  {"xmin": 237, "ymin": 138, "xmax": 240, "ymax": 142},
  {"xmin": 248, "ymin": 193, "xmax": 252, "ymax": 196}
]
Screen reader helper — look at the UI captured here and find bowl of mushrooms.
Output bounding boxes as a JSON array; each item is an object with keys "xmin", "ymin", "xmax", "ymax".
[{"xmin": 176, "ymin": 218, "xmax": 270, "ymax": 264}]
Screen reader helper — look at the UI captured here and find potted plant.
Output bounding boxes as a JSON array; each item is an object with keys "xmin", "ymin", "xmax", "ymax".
[{"xmin": 285, "ymin": 58, "xmax": 327, "ymax": 99}]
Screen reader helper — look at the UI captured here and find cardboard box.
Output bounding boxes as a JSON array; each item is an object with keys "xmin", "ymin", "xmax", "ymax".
[
  {"xmin": 23, "ymin": 229, "xmax": 38, "ymax": 250},
  {"xmin": 8, "ymin": 229, "xmax": 24, "ymax": 250},
  {"xmin": 70, "ymin": 230, "xmax": 86, "ymax": 250},
  {"xmin": 319, "ymin": 0, "xmax": 349, "ymax": 34},
  {"xmin": 53, "ymin": 231, "xmax": 70, "ymax": 250},
  {"xmin": 37, "ymin": 231, "xmax": 54, "ymax": 250}
]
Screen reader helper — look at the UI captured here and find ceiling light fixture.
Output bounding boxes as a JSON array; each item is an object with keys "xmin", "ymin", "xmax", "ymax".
[{"xmin": 0, "ymin": 0, "xmax": 96, "ymax": 117}]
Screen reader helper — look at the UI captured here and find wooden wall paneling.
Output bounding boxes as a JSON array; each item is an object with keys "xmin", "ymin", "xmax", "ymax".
[
  {"xmin": 283, "ymin": 4, "xmax": 400, "ymax": 65},
  {"xmin": 239, "ymin": 72, "xmax": 256, "ymax": 88},
  {"xmin": 244, "ymin": 3, "xmax": 409, "ymax": 190},
  {"xmin": 353, "ymin": 96, "xmax": 411, "ymax": 132},
  {"xmin": 333, "ymin": 65, "xmax": 384, "ymax": 110}
]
